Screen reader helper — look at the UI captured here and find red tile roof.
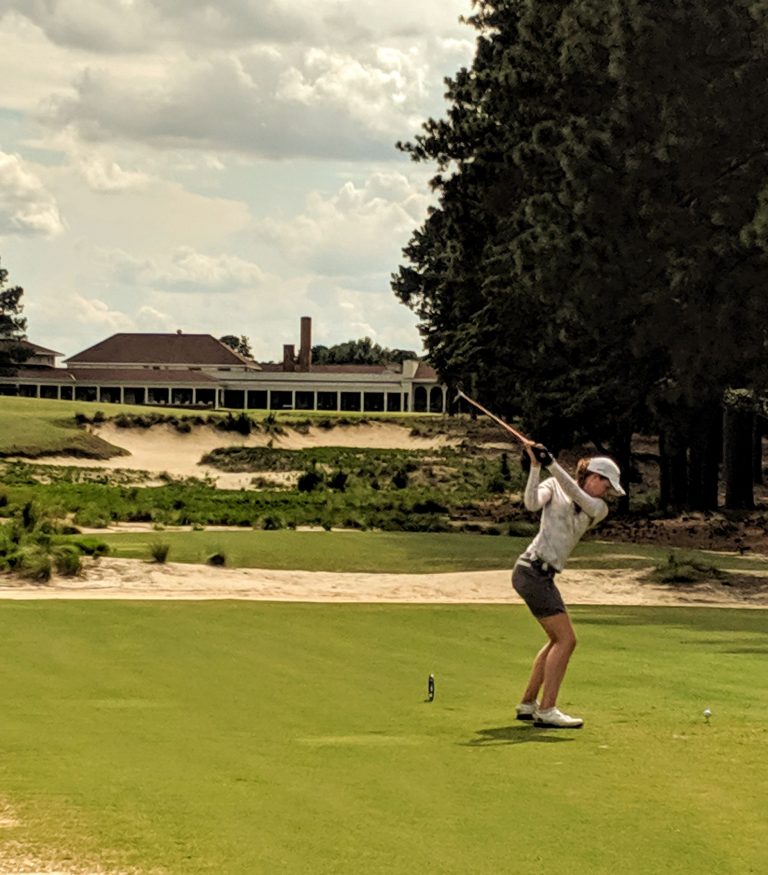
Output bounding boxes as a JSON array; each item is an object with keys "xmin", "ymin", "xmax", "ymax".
[
  {"xmin": 0, "ymin": 339, "xmax": 63, "ymax": 357},
  {"xmin": 10, "ymin": 367, "xmax": 218, "ymax": 385},
  {"xmin": 414, "ymin": 362, "xmax": 438, "ymax": 379},
  {"xmin": 66, "ymin": 333, "xmax": 256, "ymax": 367}
]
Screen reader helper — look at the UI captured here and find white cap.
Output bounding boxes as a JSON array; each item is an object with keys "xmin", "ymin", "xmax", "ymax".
[{"xmin": 586, "ymin": 457, "xmax": 625, "ymax": 496}]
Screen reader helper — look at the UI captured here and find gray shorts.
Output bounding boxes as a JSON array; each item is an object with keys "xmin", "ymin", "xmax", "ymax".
[{"xmin": 512, "ymin": 560, "xmax": 566, "ymax": 619}]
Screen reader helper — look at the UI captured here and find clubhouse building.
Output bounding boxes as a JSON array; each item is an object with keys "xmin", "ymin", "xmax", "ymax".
[{"xmin": 0, "ymin": 317, "xmax": 447, "ymax": 414}]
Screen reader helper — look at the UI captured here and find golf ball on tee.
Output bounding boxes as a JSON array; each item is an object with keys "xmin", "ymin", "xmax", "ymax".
[{"xmin": 703, "ymin": 708, "xmax": 712, "ymax": 718}]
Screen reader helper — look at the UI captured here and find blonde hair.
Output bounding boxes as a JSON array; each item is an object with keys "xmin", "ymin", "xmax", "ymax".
[{"xmin": 576, "ymin": 457, "xmax": 592, "ymax": 487}]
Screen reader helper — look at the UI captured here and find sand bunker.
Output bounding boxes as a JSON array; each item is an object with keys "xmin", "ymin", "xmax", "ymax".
[
  {"xmin": 26, "ymin": 421, "xmax": 461, "ymax": 488},
  {"xmin": 1, "ymin": 558, "xmax": 766, "ymax": 608}
]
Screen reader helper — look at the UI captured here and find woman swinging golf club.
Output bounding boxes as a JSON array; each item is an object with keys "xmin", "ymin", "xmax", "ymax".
[{"xmin": 513, "ymin": 442, "xmax": 624, "ymax": 729}]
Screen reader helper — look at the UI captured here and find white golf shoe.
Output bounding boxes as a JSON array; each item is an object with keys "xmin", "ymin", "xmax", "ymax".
[
  {"xmin": 533, "ymin": 706, "xmax": 583, "ymax": 729},
  {"xmin": 515, "ymin": 701, "xmax": 539, "ymax": 721}
]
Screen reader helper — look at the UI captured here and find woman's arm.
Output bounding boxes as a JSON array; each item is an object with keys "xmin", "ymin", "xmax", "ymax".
[
  {"xmin": 547, "ymin": 460, "xmax": 607, "ymax": 521},
  {"xmin": 549, "ymin": 461, "xmax": 608, "ymax": 523},
  {"xmin": 523, "ymin": 463, "xmax": 553, "ymax": 512}
]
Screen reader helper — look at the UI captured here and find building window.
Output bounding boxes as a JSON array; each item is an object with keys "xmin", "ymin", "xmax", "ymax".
[
  {"xmin": 124, "ymin": 388, "xmax": 146, "ymax": 405},
  {"xmin": 429, "ymin": 386, "xmax": 443, "ymax": 413},
  {"xmin": 317, "ymin": 392, "xmax": 338, "ymax": 411},
  {"xmin": 340, "ymin": 392, "xmax": 361, "ymax": 412},
  {"xmin": 413, "ymin": 386, "xmax": 428, "ymax": 412},
  {"xmin": 270, "ymin": 390, "xmax": 293, "ymax": 410},
  {"xmin": 247, "ymin": 390, "xmax": 268, "ymax": 409},
  {"xmin": 147, "ymin": 387, "xmax": 170, "ymax": 404},
  {"xmin": 386, "ymin": 393, "xmax": 402, "ymax": 412},
  {"xmin": 75, "ymin": 386, "xmax": 98, "ymax": 402},
  {"xmin": 172, "ymin": 388, "xmax": 194, "ymax": 406},
  {"xmin": 223, "ymin": 390, "xmax": 245, "ymax": 409},
  {"xmin": 295, "ymin": 391, "xmax": 315, "ymax": 410},
  {"xmin": 363, "ymin": 392, "xmax": 385, "ymax": 412}
]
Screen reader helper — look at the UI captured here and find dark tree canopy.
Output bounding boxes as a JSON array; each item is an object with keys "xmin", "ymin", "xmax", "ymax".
[
  {"xmin": 312, "ymin": 338, "xmax": 418, "ymax": 366},
  {"xmin": 219, "ymin": 335, "xmax": 253, "ymax": 358},
  {"xmin": 0, "ymin": 259, "xmax": 28, "ymax": 377},
  {"xmin": 393, "ymin": 0, "xmax": 768, "ymax": 508}
]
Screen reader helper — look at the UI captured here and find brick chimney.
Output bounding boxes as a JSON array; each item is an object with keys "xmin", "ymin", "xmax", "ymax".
[
  {"xmin": 283, "ymin": 344, "xmax": 295, "ymax": 372},
  {"xmin": 298, "ymin": 316, "xmax": 312, "ymax": 372}
]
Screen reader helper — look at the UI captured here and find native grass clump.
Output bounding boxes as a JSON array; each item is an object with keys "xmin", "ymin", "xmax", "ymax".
[
  {"xmin": 647, "ymin": 551, "xmax": 726, "ymax": 585},
  {"xmin": 0, "ymin": 443, "xmax": 528, "ymax": 535},
  {"xmin": 0, "ymin": 499, "xmax": 109, "ymax": 583}
]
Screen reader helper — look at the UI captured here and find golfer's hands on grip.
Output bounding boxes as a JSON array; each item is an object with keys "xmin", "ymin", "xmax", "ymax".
[{"xmin": 524, "ymin": 441, "xmax": 553, "ymax": 468}]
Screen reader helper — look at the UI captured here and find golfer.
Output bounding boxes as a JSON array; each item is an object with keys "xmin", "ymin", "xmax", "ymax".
[{"xmin": 512, "ymin": 444, "xmax": 624, "ymax": 729}]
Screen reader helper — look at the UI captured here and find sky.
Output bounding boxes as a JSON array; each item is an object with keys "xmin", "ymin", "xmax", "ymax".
[{"xmin": 0, "ymin": 0, "xmax": 475, "ymax": 362}]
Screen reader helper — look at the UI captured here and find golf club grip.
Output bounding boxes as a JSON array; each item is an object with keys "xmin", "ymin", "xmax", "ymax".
[{"xmin": 457, "ymin": 390, "xmax": 529, "ymax": 444}]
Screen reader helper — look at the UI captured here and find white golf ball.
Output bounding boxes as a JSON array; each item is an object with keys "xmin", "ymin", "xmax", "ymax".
[{"xmin": 703, "ymin": 708, "xmax": 712, "ymax": 718}]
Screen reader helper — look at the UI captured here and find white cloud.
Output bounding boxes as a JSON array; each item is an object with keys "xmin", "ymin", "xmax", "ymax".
[
  {"xmin": 1, "ymin": 1, "xmax": 468, "ymax": 52},
  {"xmin": 106, "ymin": 245, "xmax": 266, "ymax": 292},
  {"xmin": 78, "ymin": 154, "xmax": 150, "ymax": 192},
  {"xmin": 37, "ymin": 48, "xmax": 427, "ymax": 160},
  {"xmin": 151, "ymin": 247, "xmax": 266, "ymax": 291},
  {"xmin": 0, "ymin": 0, "xmax": 471, "ymax": 360},
  {"xmin": 69, "ymin": 294, "xmax": 134, "ymax": 329},
  {"xmin": 0, "ymin": 151, "xmax": 64, "ymax": 236},
  {"xmin": 0, "ymin": 0, "xmax": 151, "ymax": 52},
  {"xmin": 256, "ymin": 170, "xmax": 430, "ymax": 275},
  {"xmin": 135, "ymin": 304, "xmax": 175, "ymax": 331}
]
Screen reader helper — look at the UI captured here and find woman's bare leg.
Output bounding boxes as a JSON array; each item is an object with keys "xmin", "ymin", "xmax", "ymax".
[
  {"xmin": 537, "ymin": 612, "xmax": 578, "ymax": 710},
  {"xmin": 520, "ymin": 641, "xmax": 553, "ymax": 703}
]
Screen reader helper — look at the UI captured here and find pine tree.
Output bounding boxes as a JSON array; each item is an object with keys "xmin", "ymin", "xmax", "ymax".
[
  {"xmin": 0, "ymin": 259, "xmax": 28, "ymax": 377},
  {"xmin": 394, "ymin": 0, "xmax": 768, "ymax": 509}
]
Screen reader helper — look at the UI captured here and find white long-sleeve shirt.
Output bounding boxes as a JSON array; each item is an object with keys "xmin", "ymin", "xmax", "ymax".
[{"xmin": 521, "ymin": 460, "xmax": 608, "ymax": 572}]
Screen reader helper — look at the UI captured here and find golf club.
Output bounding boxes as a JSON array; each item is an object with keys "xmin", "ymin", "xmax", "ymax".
[{"xmin": 454, "ymin": 383, "xmax": 531, "ymax": 446}]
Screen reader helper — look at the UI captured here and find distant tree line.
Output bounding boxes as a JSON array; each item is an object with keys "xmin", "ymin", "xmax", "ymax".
[
  {"xmin": 312, "ymin": 338, "xmax": 418, "ymax": 366},
  {"xmin": 393, "ymin": 0, "xmax": 768, "ymax": 511}
]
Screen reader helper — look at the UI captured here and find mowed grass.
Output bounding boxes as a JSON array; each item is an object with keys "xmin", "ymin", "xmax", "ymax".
[
  {"xmin": 0, "ymin": 397, "xmax": 140, "ymax": 457},
  {"xmin": 0, "ymin": 602, "xmax": 766, "ymax": 874},
  {"xmin": 92, "ymin": 529, "xmax": 768, "ymax": 574}
]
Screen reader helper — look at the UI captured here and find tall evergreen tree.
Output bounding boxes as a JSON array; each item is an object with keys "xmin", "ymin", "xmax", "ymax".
[
  {"xmin": 0, "ymin": 259, "xmax": 28, "ymax": 377},
  {"xmin": 394, "ymin": 0, "xmax": 768, "ymax": 509}
]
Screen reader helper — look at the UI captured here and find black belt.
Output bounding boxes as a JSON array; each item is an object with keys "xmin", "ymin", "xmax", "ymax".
[{"xmin": 518, "ymin": 556, "xmax": 560, "ymax": 575}]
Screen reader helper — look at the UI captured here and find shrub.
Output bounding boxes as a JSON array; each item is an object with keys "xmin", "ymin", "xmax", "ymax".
[
  {"xmin": 297, "ymin": 467, "xmax": 324, "ymax": 493},
  {"xmin": 72, "ymin": 537, "xmax": 110, "ymax": 557},
  {"xmin": 649, "ymin": 552, "xmax": 724, "ymax": 585},
  {"xmin": 12, "ymin": 546, "xmax": 52, "ymax": 583},
  {"xmin": 328, "ymin": 470, "xmax": 348, "ymax": 492},
  {"xmin": 391, "ymin": 469, "xmax": 409, "ymax": 489},
  {"xmin": 149, "ymin": 541, "xmax": 170, "ymax": 563},
  {"xmin": 72, "ymin": 508, "xmax": 110, "ymax": 528},
  {"xmin": 52, "ymin": 545, "xmax": 82, "ymax": 577},
  {"xmin": 412, "ymin": 499, "xmax": 449, "ymax": 514},
  {"xmin": 261, "ymin": 514, "xmax": 285, "ymax": 530}
]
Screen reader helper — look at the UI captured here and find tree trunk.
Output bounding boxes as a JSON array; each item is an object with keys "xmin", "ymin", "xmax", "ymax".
[
  {"xmin": 659, "ymin": 427, "xmax": 689, "ymax": 511},
  {"xmin": 609, "ymin": 429, "xmax": 632, "ymax": 514},
  {"xmin": 724, "ymin": 406, "xmax": 755, "ymax": 509},
  {"xmin": 753, "ymin": 416, "xmax": 764, "ymax": 486},
  {"xmin": 687, "ymin": 403, "xmax": 722, "ymax": 510}
]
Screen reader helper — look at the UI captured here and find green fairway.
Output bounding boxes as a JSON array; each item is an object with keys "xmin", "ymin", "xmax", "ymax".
[
  {"xmin": 0, "ymin": 602, "xmax": 765, "ymax": 874},
  {"xmin": 89, "ymin": 528, "xmax": 768, "ymax": 574}
]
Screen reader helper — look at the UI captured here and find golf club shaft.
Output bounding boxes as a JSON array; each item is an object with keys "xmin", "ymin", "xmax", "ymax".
[{"xmin": 456, "ymin": 389, "xmax": 530, "ymax": 445}]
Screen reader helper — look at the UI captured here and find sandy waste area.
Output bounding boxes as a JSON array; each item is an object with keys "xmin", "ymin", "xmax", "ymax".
[{"xmin": 6, "ymin": 419, "xmax": 768, "ymax": 608}]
